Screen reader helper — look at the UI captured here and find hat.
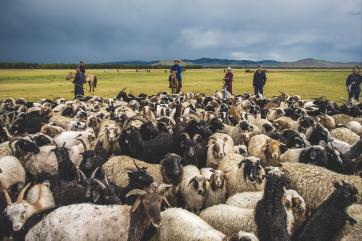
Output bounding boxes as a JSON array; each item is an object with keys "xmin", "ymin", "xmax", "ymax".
[
  {"xmin": 174, "ymin": 59, "xmax": 181, "ymax": 63},
  {"xmin": 257, "ymin": 64, "xmax": 262, "ymax": 68},
  {"xmin": 227, "ymin": 67, "xmax": 232, "ymax": 70}
]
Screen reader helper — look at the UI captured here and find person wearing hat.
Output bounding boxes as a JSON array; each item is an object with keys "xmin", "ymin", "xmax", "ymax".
[
  {"xmin": 223, "ymin": 67, "xmax": 233, "ymax": 94},
  {"xmin": 79, "ymin": 60, "xmax": 86, "ymax": 75},
  {"xmin": 253, "ymin": 64, "xmax": 267, "ymax": 95},
  {"xmin": 170, "ymin": 59, "xmax": 182, "ymax": 93},
  {"xmin": 346, "ymin": 66, "xmax": 361, "ymax": 102}
]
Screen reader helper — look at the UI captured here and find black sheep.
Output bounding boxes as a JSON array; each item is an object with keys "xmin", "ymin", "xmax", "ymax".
[
  {"xmin": 51, "ymin": 143, "xmax": 78, "ymax": 182},
  {"xmin": 292, "ymin": 181, "xmax": 358, "ymax": 241}
]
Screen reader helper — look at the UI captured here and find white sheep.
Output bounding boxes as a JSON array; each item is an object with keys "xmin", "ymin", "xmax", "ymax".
[
  {"xmin": 25, "ymin": 185, "xmax": 170, "ymax": 241},
  {"xmin": 96, "ymin": 120, "xmax": 122, "ymax": 155},
  {"xmin": 201, "ymin": 168, "xmax": 227, "ymax": 208},
  {"xmin": 54, "ymin": 128, "xmax": 96, "ymax": 150},
  {"xmin": 226, "ymin": 191, "xmax": 263, "ymax": 209},
  {"xmin": 0, "ymin": 155, "xmax": 26, "ymax": 189},
  {"xmin": 206, "ymin": 133, "xmax": 234, "ymax": 168},
  {"xmin": 40, "ymin": 123, "xmax": 65, "ymax": 138},
  {"xmin": 331, "ymin": 127, "xmax": 360, "ymax": 145},
  {"xmin": 180, "ymin": 165, "xmax": 207, "ymax": 214},
  {"xmin": 218, "ymin": 154, "xmax": 265, "ymax": 196},
  {"xmin": 150, "ymin": 208, "xmax": 228, "ymax": 241},
  {"xmin": 346, "ymin": 121, "xmax": 362, "ymax": 135},
  {"xmin": 279, "ymin": 162, "xmax": 362, "ymax": 210},
  {"xmin": 267, "ymin": 108, "xmax": 286, "ymax": 121}
]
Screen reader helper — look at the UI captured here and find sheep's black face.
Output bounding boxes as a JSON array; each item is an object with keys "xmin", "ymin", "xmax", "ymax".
[
  {"xmin": 299, "ymin": 116, "xmax": 315, "ymax": 129},
  {"xmin": 333, "ymin": 181, "xmax": 358, "ymax": 208},
  {"xmin": 240, "ymin": 159, "xmax": 262, "ymax": 183},
  {"xmin": 33, "ymin": 135, "xmax": 52, "ymax": 147},
  {"xmin": 262, "ymin": 123, "xmax": 274, "ymax": 133},
  {"xmin": 209, "ymin": 118, "xmax": 224, "ymax": 132},
  {"xmin": 326, "ymin": 148, "xmax": 343, "ymax": 168},
  {"xmin": 303, "ymin": 147, "xmax": 328, "ymax": 166},
  {"xmin": 189, "ymin": 176, "xmax": 207, "ymax": 196},
  {"xmin": 52, "ymin": 146, "xmax": 70, "ymax": 164},
  {"xmin": 287, "ymin": 136, "xmax": 307, "ymax": 149},
  {"xmin": 128, "ymin": 169, "xmax": 154, "ymax": 189},
  {"xmin": 248, "ymin": 105, "xmax": 260, "ymax": 116},
  {"xmin": 16, "ymin": 140, "xmax": 40, "ymax": 154},
  {"xmin": 141, "ymin": 122, "xmax": 159, "ymax": 140},
  {"xmin": 161, "ymin": 153, "xmax": 183, "ymax": 185},
  {"xmin": 239, "ymin": 121, "xmax": 251, "ymax": 131}
]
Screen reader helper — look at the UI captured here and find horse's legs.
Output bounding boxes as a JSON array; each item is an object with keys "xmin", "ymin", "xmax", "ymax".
[{"xmin": 88, "ymin": 82, "xmax": 91, "ymax": 92}]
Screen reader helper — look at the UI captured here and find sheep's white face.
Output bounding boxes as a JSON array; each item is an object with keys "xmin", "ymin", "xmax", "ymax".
[
  {"xmin": 211, "ymin": 138, "xmax": 226, "ymax": 159},
  {"xmin": 210, "ymin": 170, "xmax": 226, "ymax": 188},
  {"xmin": 189, "ymin": 176, "xmax": 207, "ymax": 196},
  {"xmin": 5, "ymin": 202, "xmax": 33, "ymax": 231},
  {"xmin": 106, "ymin": 125, "xmax": 121, "ymax": 142}
]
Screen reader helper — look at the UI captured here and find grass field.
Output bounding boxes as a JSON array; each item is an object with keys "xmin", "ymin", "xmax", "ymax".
[{"xmin": 0, "ymin": 69, "xmax": 354, "ymax": 101}]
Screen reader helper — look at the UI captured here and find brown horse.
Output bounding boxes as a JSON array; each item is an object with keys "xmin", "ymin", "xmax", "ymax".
[
  {"xmin": 66, "ymin": 72, "xmax": 98, "ymax": 92},
  {"xmin": 169, "ymin": 71, "xmax": 178, "ymax": 94}
]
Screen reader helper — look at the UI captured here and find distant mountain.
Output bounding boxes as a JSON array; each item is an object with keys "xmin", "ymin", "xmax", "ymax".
[{"xmin": 104, "ymin": 58, "xmax": 361, "ymax": 68}]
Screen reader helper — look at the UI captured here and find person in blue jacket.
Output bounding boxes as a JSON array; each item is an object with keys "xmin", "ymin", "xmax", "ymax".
[
  {"xmin": 253, "ymin": 64, "xmax": 267, "ymax": 95},
  {"xmin": 73, "ymin": 65, "xmax": 85, "ymax": 99},
  {"xmin": 346, "ymin": 66, "xmax": 361, "ymax": 102},
  {"xmin": 171, "ymin": 60, "xmax": 182, "ymax": 93}
]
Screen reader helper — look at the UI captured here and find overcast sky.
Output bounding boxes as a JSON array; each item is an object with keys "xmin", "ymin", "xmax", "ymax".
[{"xmin": 0, "ymin": 0, "xmax": 361, "ymax": 63}]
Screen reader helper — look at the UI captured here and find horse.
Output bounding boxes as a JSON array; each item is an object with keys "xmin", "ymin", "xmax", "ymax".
[
  {"xmin": 66, "ymin": 72, "xmax": 97, "ymax": 92},
  {"xmin": 169, "ymin": 71, "xmax": 178, "ymax": 94}
]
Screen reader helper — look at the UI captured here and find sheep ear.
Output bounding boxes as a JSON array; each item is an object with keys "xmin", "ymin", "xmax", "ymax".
[{"xmin": 238, "ymin": 160, "xmax": 245, "ymax": 168}]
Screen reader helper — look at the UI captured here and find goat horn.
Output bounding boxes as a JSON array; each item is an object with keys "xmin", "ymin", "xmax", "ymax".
[
  {"xmin": 8, "ymin": 137, "xmax": 22, "ymax": 155},
  {"xmin": 133, "ymin": 159, "xmax": 141, "ymax": 171},
  {"xmin": 94, "ymin": 179, "xmax": 107, "ymax": 190},
  {"xmin": 1, "ymin": 188, "xmax": 12, "ymax": 205},
  {"xmin": 126, "ymin": 189, "xmax": 147, "ymax": 198},
  {"xmin": 76, "ymin": 138, "xmax": 88, "ymax": 151},
  {"xmin": 78, "ymin": 169, "xmax": 87, "ymax": 181},
  {"xmin": 104, "ymin": 175, "xmax": 110, "ymax": 186},
  {"xmin": 122, "ymin": 115, "xmax": 148, "ymax": 130},
  {"xmin": 16, "ymin": 183, "xmax": 31, "ymax": 203},
  {"xmin": 157, "ymin": 116, "xmax": 176, "ymax": 126},
  {"xmin": 90, "ymin": 167, "xmax": 100, "ymax": 179}
]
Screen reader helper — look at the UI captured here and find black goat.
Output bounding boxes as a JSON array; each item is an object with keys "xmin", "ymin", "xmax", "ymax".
[
  {"xmin": 79, "ymin": 138, "xmax": 107, "ymax": 178},
  {"xmin": 255, "ymin": 170, "xmax": 290, "ymax": 241},
  {"xmin": 175, "ymin": 133, "xmax": 200, "ymax": 167},
  {"xmin": 9, "ymin": 111, "xmax": 49, "ymax": 134},
  {"xmin": 51, "ymin": 143, "xmax": 78, "ymax": 181},
  {"xmin": 183, "ymin": 119, "xmax": 213, "ymax": 139},
  {"xmin": 292, "ymin": 181, "xmax": 358, "ymax": 241},
  {"xmin": 160, "ymin": 153, "xmax": 184, "ymax": 185},
  {"xmin": 140, "ymin": 122, "xmax": 159, "ymax": 140}
]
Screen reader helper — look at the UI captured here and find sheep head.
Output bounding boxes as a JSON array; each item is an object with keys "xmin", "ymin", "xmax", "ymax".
[{"xmin": 188, "ymin": 175, "xmax": 207, "ymax": 196}]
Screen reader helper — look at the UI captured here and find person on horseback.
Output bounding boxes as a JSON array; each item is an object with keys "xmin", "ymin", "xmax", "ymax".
[
  {"xmin": 73, "ymin": 65, "xmax": 85, "ymax": 98},
  {"xmin": 170, "ymin": 59, "xmax": 182, "ymax": 93}
]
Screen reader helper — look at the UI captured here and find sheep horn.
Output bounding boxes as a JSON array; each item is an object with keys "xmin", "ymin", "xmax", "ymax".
[
  {"xmin": 90, "ymin": 167, "xmax": 100, "ymax": 179},
  {"xmin": 94, "ymin": 179, "xmax": 107, "ymax": 190},
  {"xmin": 132, "ymin": 159, "xmax": 141, "ymax": 171},
  {"xmin": 16, "ymin": 183, "xmax": 31, "ymax": 203},
  {"xmin": 125, "ymin": 189, "xmax": 147, "ymax": 198},
  {"xmin": 76, "ymin": 138, "xmax": 88, "ymax": 151},
  {"xmin": 157, "ymin": 116, "xmax": 176, "ymax": 127},
  {"xmin": 122, "ymin": 115, "xmax": 148, "ymax": 129}
]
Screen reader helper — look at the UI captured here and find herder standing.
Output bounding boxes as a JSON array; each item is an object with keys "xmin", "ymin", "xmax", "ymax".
[
  {"xmin": 73, "ymin": 65, "xmax": 85, "ymax": 99},
  {"xmin": 253, "ymin": 64, "xmax": 267, "ymax": 95},
  {"xmin": 223, "ymin": 67, "xmax": 233, "ymax": 94},
  {"xmin": 346, "ymin": 66, "xmax": 361, "ymax": 103}
]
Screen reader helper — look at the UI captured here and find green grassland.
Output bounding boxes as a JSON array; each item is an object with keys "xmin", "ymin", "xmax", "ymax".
[{"xmin": 0, "ymin": 69, "xmax": 352, "ymax": 101}]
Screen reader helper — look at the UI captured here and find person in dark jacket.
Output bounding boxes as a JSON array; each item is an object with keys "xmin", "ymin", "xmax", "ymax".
[
  {"xmin": 73, "ymin": 65, "xmax": 85, "ymax": 98},
  {"xmin": 223, "ymin": 67, "xmax": 233, "ymax": 94},
  {"xmin": 346, "ymin": 66, "xmax": 361, "ymax": 102},
  {"xmin": 171, "ymin": 60, "xmax": 182, "ymax": 93},
  {"xmin": 253, "ymin": 65, "xmax": 267, "ymax": 95},
  {"xmin": 79, "ymin": 61, "xmax": 86, "ymax": 75}
]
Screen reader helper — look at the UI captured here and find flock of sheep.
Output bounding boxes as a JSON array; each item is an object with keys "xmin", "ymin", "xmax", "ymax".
[{"xmin": 0, "ymin": 90, "xmax": 362, "ymax": 241}]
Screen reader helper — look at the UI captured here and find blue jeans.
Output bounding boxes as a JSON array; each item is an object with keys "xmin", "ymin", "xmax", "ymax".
[
  {"xmin": 254, "ymin": 86, "xmax": 264, "ymax": 95},
  {"xmin": 349, "ymin": 91, "xmax": 360, "ymax": 102}
]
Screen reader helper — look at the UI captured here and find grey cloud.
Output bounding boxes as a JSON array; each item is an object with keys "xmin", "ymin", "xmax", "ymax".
[{"xmin": 0, "ymin": 0, "xmax": 361, "ymax": 62}]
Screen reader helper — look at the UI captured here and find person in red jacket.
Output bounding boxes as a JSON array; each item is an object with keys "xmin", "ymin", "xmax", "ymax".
[{"xmin": 223, "ymin": 67, "xmax": 233, "ymax": 94}]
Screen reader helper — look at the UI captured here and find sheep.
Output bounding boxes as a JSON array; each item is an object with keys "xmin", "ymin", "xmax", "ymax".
[
  {"xmin": 67, "ymin": 120, "xmax": 86, "ymax": 131},
  {"xmin": 279, "ymin": 145, "xmax": 328, "ymax": 166},
  {"xmin": 332, "ymin": 114, "xmax": 362, "ymax": 126},
  {"xmin": 346, "ymin": 120, "xmax": 362, "ymax": 135},
  {"xmin": 206, "ymin": 132, "xmax": 235, "ymax": 168},
  {"xmin": 248, "ymin": 134, "xmax": 283, "ymax": 167},
  {"xmin": 49, "ymin": 113, "xmax": 72, "ymax": 130},
  {"xmin": 40, "ymin": 123, "xmax": 65, "ymax": 138},
  {"xmin": 316, "ymin": 113, "xmax": 336, "ymax": 130},
  {"xmin": 279, "ymin": 162, "xmax": 362, "ymax": 210},
  {"xmin": 95, "ymin": 120, "xmax": 122, "ymax": 157},
  {"xmin": 336, "ymin": 204, "xmax": 362, "ymax": 241},
  {"xmin": 267, "ymin": 108, "xmax": 286, "ymax": 121},
  {"xmin": 331, "ymin": 127, "xmax": 360, "ymax": 145},
  {"xmin": 228, "ymin": 120, "xmax": 259, "ymax": 145},
  {"xmin": 274, "ymin": 116, "xmax": 299, "ymax": 131},
  {"xmin": 25, "ymin": 184, "xmax": 171, "ymax": 241},
  {"xmin": 0, "ymin": 156, "xmax": 26, "ymax": 189},
  {"xmin": 54, "ymin": 128, "xmax": 96, "ymax": 150},
  {"xmin": 218, "ymin": 154, "xmax": 265, "ymax": 196},
  {"xmin": 180, "ymin": 165, "xmax": 207, "ymax": 214},
  {"xmin": 226, "ymin": 191, "xmax": 263, "ymax": 209},
  {"xmin": 234, "ymin": 144, "xmax": 248, "ymax": 156},
  {"xmin": 291, "ymin": 181, "xmax": 358, "ymax": 241},
  {"xmin": 150, "ymin": 208, "xmax": 231, "ymax": 241},
  {"xmin": 199, "ymin": 204, "xmax": 257, "ymax": 235},
  {"xmin": 201, "ymin": 168, "xmax": 227, "ymax": 208},
  {"xmin": 0, "ymin": 141, "xmax": 12, "ymax": 158},
  {"xmin": 3, "ymin": 181, "xmax": 55, "ymax": 232}
]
